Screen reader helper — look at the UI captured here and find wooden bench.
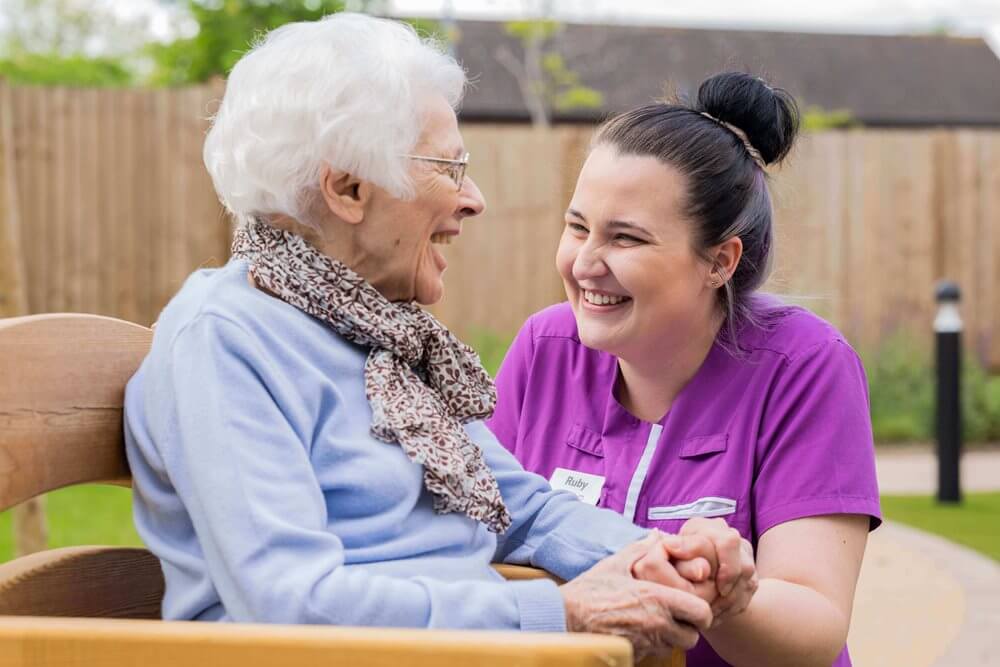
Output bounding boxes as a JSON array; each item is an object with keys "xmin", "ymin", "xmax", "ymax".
[{"xmin": 0, "ymin": 313, "xmax": 684, "ymax": 667}]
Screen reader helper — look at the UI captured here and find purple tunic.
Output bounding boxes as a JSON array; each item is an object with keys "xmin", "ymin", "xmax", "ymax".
[{"xmin": 487, "ymin": 299, "xmax": 881, "ymax": 667}]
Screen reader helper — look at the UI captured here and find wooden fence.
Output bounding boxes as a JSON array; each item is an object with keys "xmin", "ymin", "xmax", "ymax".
[
  {"xmin": 2, "ymin": 81, "xmax": 230, "ymax": 326},
  {"xmin": 2, "ymin": 80, "xmax": 998, "ymax": 368}
]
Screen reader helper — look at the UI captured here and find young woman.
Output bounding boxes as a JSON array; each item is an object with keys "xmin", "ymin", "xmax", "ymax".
[{"xmin": 489, "ymin": 72, "xmax": 881, "ymax": 667}]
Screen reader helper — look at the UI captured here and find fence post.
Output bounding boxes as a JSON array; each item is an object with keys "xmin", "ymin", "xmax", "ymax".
[
  {"xmin": 934, "ymin": 280, "xmax": 962, "ymax": 504},
  {"xmin": 0, "ymin": 79, "xmax": 49, "ymax": 555}
]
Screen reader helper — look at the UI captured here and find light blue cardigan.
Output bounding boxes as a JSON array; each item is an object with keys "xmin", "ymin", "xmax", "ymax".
[{"xmin": 124, "ymin": 258, "xmax": 647, "ymax": 631}]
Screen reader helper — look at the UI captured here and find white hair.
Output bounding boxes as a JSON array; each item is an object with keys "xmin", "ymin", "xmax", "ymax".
[{"xmin": 202, "ymin": 13, "xmax": 466, "ymax": 226}]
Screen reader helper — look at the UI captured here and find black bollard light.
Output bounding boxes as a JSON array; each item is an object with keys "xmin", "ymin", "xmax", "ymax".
[{"xmin": 934, "ymin": 281, "xmax": 962, "ymax": 504}]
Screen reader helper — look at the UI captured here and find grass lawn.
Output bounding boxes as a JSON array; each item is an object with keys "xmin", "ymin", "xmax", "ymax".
[
  {"xmin": 0, "ymin": 485, "xmax": 141, "ymax": 562},
  {"xmin": 3, "ymin": 487, "xmax": 998, "ymax": 565},
  {"xmin": 880, "ymin": 492, "xmax": 1000, "ymax": 562}
]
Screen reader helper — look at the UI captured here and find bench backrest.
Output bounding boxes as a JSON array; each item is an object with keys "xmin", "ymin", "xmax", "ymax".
[
  {"xmin": 0, "ymin": 313, "xmax": 164, "ymax": 618},
  {"xmin": 0, "ymin": 313, "xmax": 152, "ymax": 509}
]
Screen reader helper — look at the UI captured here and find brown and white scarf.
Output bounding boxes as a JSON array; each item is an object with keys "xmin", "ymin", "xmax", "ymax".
[{"xmin": 231, "ymin": 217, "xmax": 512, "ymax": 533}]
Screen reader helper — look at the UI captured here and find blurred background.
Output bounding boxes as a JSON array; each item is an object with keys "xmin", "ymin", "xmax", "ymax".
[{"xmin": 0, "ymin": 2, "xmax": 998, "ymax": 665}]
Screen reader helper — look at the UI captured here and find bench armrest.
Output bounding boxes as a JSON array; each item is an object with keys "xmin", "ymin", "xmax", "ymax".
[{"xmin": 0, "ymin": 616, "xmax": 631, "ymax": 667}]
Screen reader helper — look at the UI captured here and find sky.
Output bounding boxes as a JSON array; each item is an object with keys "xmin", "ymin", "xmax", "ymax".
[
  {"xmin": 4, "ymin": 1, "xmax": 1000, "ymax": 54},
  {"xmin": 383, "ymin": 0, "xmax": 1000, "ymax": 38},
  {"xmin": 145, "ymin": 0, "xmax": 1000, "ymax": 56}
]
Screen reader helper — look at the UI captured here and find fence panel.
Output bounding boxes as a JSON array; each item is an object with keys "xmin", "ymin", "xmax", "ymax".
[{"xmin": 1, "ymin": 81, "xmax": 997, "ymax": 368}]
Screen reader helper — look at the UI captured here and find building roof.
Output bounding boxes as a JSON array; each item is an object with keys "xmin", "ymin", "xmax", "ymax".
[{"xmin": 452, "ymin": 21, "xmax": 1000, "ymax": 126}]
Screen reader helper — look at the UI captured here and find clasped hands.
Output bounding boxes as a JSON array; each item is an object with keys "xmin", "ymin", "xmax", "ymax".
[{"xmin": 560, "ymin": 518, "xmax": 757, "ymax": 660}]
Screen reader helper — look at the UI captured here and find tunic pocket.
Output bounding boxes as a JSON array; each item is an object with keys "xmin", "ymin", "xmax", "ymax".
[
  {"xmin": 647, "ymin": 496, "xmax": 737, "ymax": 521},
  {"xmin": 640, "ymin": 433, "xmax": 750, "ymax": 537},
  {"xmin": 565, "ymin": 422, "xmax": 604, "ymax": 458},
  {"xmin": 678, "ymin": 433, "xmax": 728, "ymax": 458}
]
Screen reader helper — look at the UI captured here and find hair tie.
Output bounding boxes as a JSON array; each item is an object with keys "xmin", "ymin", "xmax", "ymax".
[{"xmin": 699, "ymin": 112, "xmax": 766, "ymax": 169}]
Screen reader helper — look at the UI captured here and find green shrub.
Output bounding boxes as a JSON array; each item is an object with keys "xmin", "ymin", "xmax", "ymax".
[
  {"xmin": 802, "ymin": 105, "xmax": 857, "ymax": 130},
  {"xmin": 0, "ymin": 53, "xmax": 133, "ymax": 86},
  {"xmin": 965, "ymin": 364, "xmax": 1000, "ymax": 442},
  {"xmin": 467, "ymin": 329, "xmax": 514, "ymax": 378},
  {"xmin": 862, "ymin": 335, "xmax": 934, "ymax": 442},
  {"xmin": 862, "ymin": 335, "xmax": 1000, "ymax": 443}
]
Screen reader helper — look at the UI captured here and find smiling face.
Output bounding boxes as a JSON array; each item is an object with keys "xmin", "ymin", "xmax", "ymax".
[
  {"xmin": 357, "ymin": 95, "xmax": 485, "ymax": 305},
  {"xmin": 556, "ymin": 144, "xmax": 721, "ymax": 361}
]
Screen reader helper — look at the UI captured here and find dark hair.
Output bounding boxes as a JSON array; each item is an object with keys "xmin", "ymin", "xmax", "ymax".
[{"xmin": 594, "ymin": 71, "xmax": 800, "ymax": 345}]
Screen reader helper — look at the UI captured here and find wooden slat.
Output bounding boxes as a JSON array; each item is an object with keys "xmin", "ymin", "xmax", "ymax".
[
  {"xmin": 152, "ymin": 87, "xmax": 172, "ymax": 320},
  {"xmin": 1, "ymin": 82, "xmax": 48, "ymax": 558},
  {"xmin": 869, "ymin": 131, "xmax": 936, "ymax": 349},
  {"xmin": 839, "ymin": 129, "xmax": 864, "ymax": 346},
  {"xmin": 95, "ymin": 87, "xmax": 115, "ymax": 315},
  {"xmin": 136, "ymin": 90, "xmax": 156, "ymax": 325},
  {"xmin": 165, "ymin": 89, "xmax": 187, "ymax": 302},
  {"xmin": 0, "ymin": 616, "xmax": 633, "ymax": 667},
  {"xmin": 79, "ymin": 88, "xmax": 100, "ymax": 314},
  {"xmin": 951, "ymin": 132, "xmax": 981, "ymax": 356},
  {"xmin": 192, "ymin": 80, "xmax": 231, "ymax": 272},
  {"xmin": 116, "ymin": 89, "xmax": 139, "ymax": 323},
  {"xmin": 47, "ymin": 87, "xmax": 65, "ymax": 312},
  {"xmin": 962, "ymin": 130, "xmax": 991, "ymax": 366},
  {"xmin": 35, "ymin": 87, "xmax": 52, "ymax": 314},
  {"xmin": 768, "ymin": 131, "xmax": 847, "ymax": 326},
  {"xmin": 0, "ymin": 547, "xmax": 163, "ymax": 618},
  {"xmin": 0, "ymin": 314, "xmax": 152, "ymax": 510},
  {"xmin": 979, "ymin": 133, "xmax": 1000, "ymax": 368},
  {"xmin": 0, "ymin": 82, "xmax": 27, "ymax": 318},
  {"xmin": 67, "ymin": 88, "xmax": 84, "ymax": 313}
]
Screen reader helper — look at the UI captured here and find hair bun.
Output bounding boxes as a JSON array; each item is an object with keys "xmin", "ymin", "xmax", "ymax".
[{"xmin": 695, "ymin": 72, "xmax": 800, "ymax": 166}]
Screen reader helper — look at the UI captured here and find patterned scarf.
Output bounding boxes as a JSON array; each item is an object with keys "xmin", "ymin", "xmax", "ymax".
[{"xmin": 231, "ymin": 217, "xmax": 512, "ymax": 533}]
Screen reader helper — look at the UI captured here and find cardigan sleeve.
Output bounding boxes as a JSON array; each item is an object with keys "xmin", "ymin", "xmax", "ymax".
[
  {"xmin": 141, "ymin": 313, "xmax": 566, "ymax": 631},
  {"xmin": 476, "ymin": 421, "xmax": 649, "ymax": 581}
]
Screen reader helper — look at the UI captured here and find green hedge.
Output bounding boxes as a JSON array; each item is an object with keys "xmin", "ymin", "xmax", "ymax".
[{"xmin": 863, "ymin": 335, "xmax": 1000, "ymax": 443}]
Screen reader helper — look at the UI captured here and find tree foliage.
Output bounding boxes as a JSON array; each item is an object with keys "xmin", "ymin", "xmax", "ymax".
[
  {"xmin": 149, "ymin": 0, "xmax": 347, "ymax": 85},
  {"xmin": 802, "ymin": 104, "xmax": 856, "ymax": 130},
  {"xmin": 0, "ymin": 0, "xmax": 139, "ymax": 86},
  {"xmin": 497, "ymin": 19, "xmax": 603, "ymax": 127},
  {"xmin": 148, "ymin": 0, "xmax": 441, "ymax": 86}
]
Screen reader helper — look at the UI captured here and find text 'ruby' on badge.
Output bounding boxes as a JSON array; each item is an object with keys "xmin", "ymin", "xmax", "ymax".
[{"xmin": 549, "ymin": 467, "xmax": 605, "ymax": 505}]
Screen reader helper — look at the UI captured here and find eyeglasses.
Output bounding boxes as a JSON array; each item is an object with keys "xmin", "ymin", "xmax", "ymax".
[{"xmin": 404, "ymin": 151, "xmax": 470, "ymax": 191}]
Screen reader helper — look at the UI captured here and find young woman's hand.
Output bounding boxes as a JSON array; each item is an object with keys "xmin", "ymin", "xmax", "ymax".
[
  {"xmin": 665, "ymin": 518, "xmax": 758, "ymax": 625},
  {"xmin": 631, "ymin": 532, "xmax": 719, "ymax": 606}
]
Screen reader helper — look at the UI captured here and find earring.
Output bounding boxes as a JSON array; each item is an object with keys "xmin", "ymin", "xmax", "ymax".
[{"xmin": 710, "ymin": 265, "xmax": 725, "ymax": 288}]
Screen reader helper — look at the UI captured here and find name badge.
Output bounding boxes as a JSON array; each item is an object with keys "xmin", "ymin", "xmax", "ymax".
[{"xmin": 549, "ymin": 467, "xmax": 605, "ymax": 505}]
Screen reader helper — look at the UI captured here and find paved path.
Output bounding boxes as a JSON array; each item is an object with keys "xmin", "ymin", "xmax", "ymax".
[
  {"xmin": 845, "ymin": 446, "xmax": 1000, "ymax": 666},
  {"xmin": 876, "ymin": 446, "xmax": 1000, "ymax": 495}
]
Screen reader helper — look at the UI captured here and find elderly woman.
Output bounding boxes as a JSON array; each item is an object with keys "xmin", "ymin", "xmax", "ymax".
[
  {"xmin": 488, "ymin": 73, "xmax": 882, "ymax": 667},
  {"xmin": 123, "ymin": 13, "xmax": 755, "ymax": 659}
]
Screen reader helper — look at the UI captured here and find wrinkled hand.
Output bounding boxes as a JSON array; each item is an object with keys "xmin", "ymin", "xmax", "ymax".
[
  {"xmin": 664, "ymin": 518, "xmax": 758, "ymax": 625},
  {"xmin": 631, "ymin": 531, "xmax": 718, "ymax": 606},
  {"xmin": 560, "ymin": 532, "xmax": 713, "ymax": 660}
]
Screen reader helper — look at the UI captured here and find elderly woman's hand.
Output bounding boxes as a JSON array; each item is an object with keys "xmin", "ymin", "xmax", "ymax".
[
  {"xmin": 560, "ymin": 533, "xmax": 713, "ymax": 659},
  {"xmin": 661, "ymin": 518, "xmax": 758, "ymax": 626}
]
